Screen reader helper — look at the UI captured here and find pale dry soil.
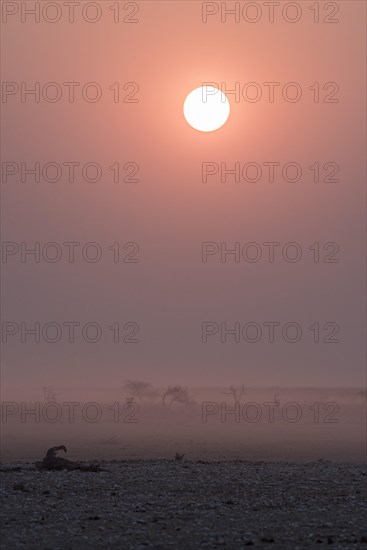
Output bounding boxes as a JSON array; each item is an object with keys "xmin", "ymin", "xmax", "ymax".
[{"xmin": 1, "ymin": 460, "xmax": 366, "ymax": 549}]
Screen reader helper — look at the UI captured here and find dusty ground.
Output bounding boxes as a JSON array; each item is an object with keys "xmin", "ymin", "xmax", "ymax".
[{"xmin": 1, "ymin": 460, "xmax": 366, "ymax": 549}]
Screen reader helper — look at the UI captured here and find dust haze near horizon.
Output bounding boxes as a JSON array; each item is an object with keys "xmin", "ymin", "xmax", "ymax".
[
  {"xmin": 1, "ymin": 386, "xmax": 365, "ymax": 462},
  {"xmin": 1, "ymin": 0, "xmax": 366, "ymax": 408}
]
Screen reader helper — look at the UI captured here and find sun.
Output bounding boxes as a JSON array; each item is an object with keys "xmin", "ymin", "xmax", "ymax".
[{"xmin": 183, "ymin": 86, "xmax": 230, "ymax": 132}]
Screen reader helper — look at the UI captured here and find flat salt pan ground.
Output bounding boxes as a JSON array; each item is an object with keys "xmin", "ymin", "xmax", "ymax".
[{"xmin": 1, "ymin": 460, "xmax": 366, "ymax": 549}]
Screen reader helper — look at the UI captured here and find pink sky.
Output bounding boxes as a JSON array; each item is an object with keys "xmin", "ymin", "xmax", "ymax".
[{"xmin": 1, "ymin": 1, "xmax": 366, "ymax": 391}]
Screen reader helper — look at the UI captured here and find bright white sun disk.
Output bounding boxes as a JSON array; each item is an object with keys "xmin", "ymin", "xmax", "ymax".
[{"xmin": 183, "ymin": 86, "xmax": 230, "ymax": 132}]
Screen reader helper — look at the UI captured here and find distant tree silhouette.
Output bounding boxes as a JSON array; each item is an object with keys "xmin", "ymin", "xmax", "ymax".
[
  {"xmin": 223, "ymin": 385, "xmax": 246, "ymax": 404},
  {"xmin": 42, "ymin": 386, "xmax": 59, "ymax": 402},
  {"xmin": 162, "ymin": 386, "xmax": 195, "ymax": 407},
  {"xmin": 123, "ymin": 380, "xmax": 157, "ymax": 402}
]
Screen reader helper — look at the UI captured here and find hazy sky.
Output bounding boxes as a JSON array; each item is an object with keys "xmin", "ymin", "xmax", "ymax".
[{"xmin": 1, "ymin": 1, "xmax": 366, "ymax": 392}]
